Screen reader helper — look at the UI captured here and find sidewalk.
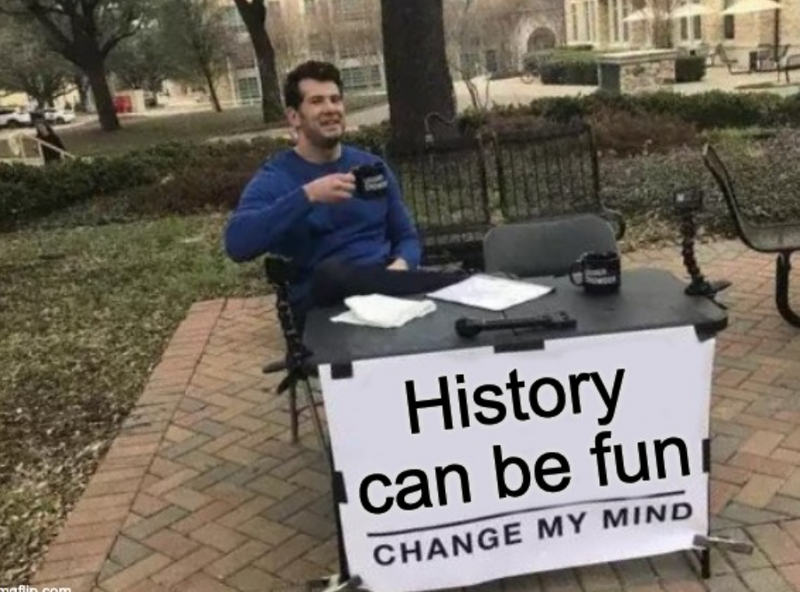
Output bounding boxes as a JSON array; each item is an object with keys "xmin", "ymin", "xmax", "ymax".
[{"xmin": 30, "ymin": 240, "xmax": 800, "ymax": 592}]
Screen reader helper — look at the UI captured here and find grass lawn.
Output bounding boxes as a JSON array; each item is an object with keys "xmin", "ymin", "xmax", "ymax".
[
  {"xmin": 0, "ymin": 214, "xmax": 264, "ymax": 583},
  {"xmin": 58, "ymin": 93, "xmax": 387, "ymax": 157}
]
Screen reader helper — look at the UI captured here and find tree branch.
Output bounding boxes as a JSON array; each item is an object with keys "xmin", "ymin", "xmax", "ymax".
[{"xmin": 23, "ymin": 2, "xmax": 77, "ymax": 62}]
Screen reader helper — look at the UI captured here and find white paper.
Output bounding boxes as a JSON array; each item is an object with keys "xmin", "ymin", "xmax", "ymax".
[
  {"xmin": 319, "ymin": 327, "xmax": 715, "ymax": 592},
  {"xmin": 426, "ymin": 274, "xmax": 554, "ymax": 311},
  {"xmin": 331, "ymin": 294, "xmax": 437, "ymax": 328}
]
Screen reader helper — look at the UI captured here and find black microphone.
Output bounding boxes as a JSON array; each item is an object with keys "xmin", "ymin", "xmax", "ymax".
[{"xmin": 455, "ymin": 313, "xmax": 576, "ymax": 338}]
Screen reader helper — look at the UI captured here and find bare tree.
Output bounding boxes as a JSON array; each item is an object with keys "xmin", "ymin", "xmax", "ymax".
[
  {"xmin": 445, "ymin": 0, "xmax": 489, "ymax": 111},
  {"xmin": 632, "ymin": 0, "xmax": 677, "ymax": 48},
  {"xmin": 444, "ymin": 0, "xmax": 530, "ymax": 111},
  {"xmin": 0, "ymin": 0, "xmax": 149, "ymax": 131},
  {"xmin": 0, "ymin": 13, "xmax": 74, "ymax": 109},
  {"xmin": 158, "ymin": 0, "xmax": 231, "ymax": 112},
  {"xmin": 232, "ymin": 0, "xmax": 283, "ymax": 122},
  {"xmin": 381, "ymin": 0, "xmax": 457, "ymax": 149},
  {"xmin": 267, "ymin": 4, "xmax": 309, "ymax": 77},
  {"xmin": 108, "ymin": 22, "xmax": 168, "ymax": 99}
]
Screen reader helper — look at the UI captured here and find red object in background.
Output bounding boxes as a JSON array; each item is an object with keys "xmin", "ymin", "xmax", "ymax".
[{"xmin": 113, "ymin": 95, "xmax": 132, "ymax": 113}]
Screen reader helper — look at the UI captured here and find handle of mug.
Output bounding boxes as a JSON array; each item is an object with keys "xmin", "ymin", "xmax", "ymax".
[{"xmin": 569, "ymin": 260, "xmax": 584, "ymax": 286}]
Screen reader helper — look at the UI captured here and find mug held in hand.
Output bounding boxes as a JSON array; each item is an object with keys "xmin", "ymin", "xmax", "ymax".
[
  {"xmin": 352, "ymin": 163, "xmax": 388, "ymax": 198},
  {"xmin": 569, "ymin": 251, "xmax": 621, "ymax": 294}
]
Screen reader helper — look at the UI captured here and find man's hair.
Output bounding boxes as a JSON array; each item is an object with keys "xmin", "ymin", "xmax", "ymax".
[{"xmin": 284, "ymin": 61, "xmax": 344, "ymax": 110}]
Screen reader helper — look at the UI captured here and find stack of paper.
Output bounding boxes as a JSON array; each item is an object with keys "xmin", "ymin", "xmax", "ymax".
[{"xmin": 427, "ymin": 274, "xmax": 553, "ymax": 311}]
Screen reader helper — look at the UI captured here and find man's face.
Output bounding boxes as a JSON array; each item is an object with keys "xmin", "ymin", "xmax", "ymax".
[{"xmin": 288, "ymin": 79, "xmax": 346, "ymax": 149}]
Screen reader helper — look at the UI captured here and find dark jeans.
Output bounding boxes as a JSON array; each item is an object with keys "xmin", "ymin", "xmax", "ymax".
[{"xmin": 291, "ymin": 260, "xmax": 467, "ymax": 335}]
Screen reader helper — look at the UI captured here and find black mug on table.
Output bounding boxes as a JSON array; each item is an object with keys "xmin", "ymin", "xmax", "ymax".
[{"xmin": 569, "ymin": 251, "xmax": 621, "ymax": 294}]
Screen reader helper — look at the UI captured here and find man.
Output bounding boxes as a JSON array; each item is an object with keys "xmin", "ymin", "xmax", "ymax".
[{"xmin": 224, "ymin": 61, "xmax": 461, "ymax": 321}]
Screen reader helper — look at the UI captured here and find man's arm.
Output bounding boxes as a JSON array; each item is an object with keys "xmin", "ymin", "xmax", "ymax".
[
  {"xmin": 384, "ymin": 166, "xmax": 421, "ymax": 269},
  {"xmin": 224, "ymin": 165, "xmax": 311, "ymax": 263}
]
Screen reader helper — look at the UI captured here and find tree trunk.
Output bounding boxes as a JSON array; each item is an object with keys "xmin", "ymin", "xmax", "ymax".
[
  {"xmin": 236, "ymin": 0, "xmax": 284, "ymax": 123},
  {"xmin": 251, "ymin": 25, "xmax": 284, "ymax": 123},
  {"xmin": 381, "ymin": 0, "xmax": 457, "ymax": 151},
  {"xmin": 84, "ymin": 59, "xmax": 120, "ymax": 131},
  {"xmin": 204, "ymin": 68, "xmax": 223, "ymax": 112}
]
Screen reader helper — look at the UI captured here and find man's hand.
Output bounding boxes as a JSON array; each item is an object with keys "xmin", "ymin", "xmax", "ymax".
[
  {"xmin": 387, "ymin": 258, "xmax": 409, "ymax": 271},
  {"xmin": 303, "ymin": 173, "xmax": 356, "ymax": 204}
]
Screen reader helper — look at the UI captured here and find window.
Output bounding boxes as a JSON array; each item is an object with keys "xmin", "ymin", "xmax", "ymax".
[
  {"xmin": 222, "ymin": 6, "xmax": 246, "ymax": 33},
  {"xmin": 570, "ymin": 3, "xmax": 579, "ymax": 42},
  {"xmin": 237, "ymin": 77, "xmax": 260, "ymax": 102},
  {"xmin": 333, "ymin": 0, "xmax": 366, "ymax": 21},
  {"xmin": 339, "ymin": 44, "xmax": 364, "ymax": 59},
  {"xmin": 679, "ymin": 1, "xmax": 702, "ymax": 42},
  {"xmin": 340, "ymin": 65, "xmax": 382, "ymax": 89},
  {"xmin": 460, "ymin": 52, "xmax": 480, "ymax": 77},
  {"xmin": 583, "ymin": 1, "xmax": 591, "ymax": 41},
  {"xmin": 692, "ymin": 15, "xmax": 702, "ymax": 39},
  {"xmin": 608, "ymin": 0, "xmax": 631, "ymax": 44},
  {"xmin": 308, "ymin": 32, "xmax": 334, "ymax": 57},
  {"xmin": 723, "ymin": 0, "xmax": 735, "ymax": 39},
  {"xmin": 622, "ymin": 1, "xmax": 630, "ymax": 42}
]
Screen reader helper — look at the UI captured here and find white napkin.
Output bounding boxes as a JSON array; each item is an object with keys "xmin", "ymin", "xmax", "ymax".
[{"xmin": 331, "ymin": 294, "xmax": 437, "ymax": 328}]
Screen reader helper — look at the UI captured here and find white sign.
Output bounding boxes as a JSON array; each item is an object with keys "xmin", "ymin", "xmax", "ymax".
[{"xmin": 319, "ymin": 327, "xmax": 715, "ymax": 592}]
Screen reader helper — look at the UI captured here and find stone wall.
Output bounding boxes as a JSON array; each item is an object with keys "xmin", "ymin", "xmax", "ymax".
[
  {"xmin": 619, "ymin": 58, "xmax": 675, "ymax": 94},
  {"xmin": 598, "ymin": 49, "xmax": 676, "ymax": 95}
]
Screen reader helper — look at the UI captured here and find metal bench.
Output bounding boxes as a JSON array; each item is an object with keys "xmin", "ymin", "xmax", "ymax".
[
  {"xmin": 703, "ymin": 143, "xmax": 800, "ymax": 327},
  {"xmin": 381, "ymin": 134, "xmax": 492, "ymax": 269},
  {"xmin": 490, "ymin": 122, "xmax": 625, "ymax": 241},
  {"xmin": 381, "ymin": 122, "xmax": 624, "ymax": 269}
]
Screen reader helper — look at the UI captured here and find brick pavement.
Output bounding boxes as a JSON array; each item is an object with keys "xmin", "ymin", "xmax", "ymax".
[{"xmin": 28, "ymin": 240, "xmax": 800, "ymax": 592}]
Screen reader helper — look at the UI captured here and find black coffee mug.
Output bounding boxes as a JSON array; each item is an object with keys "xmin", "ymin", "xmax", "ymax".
[
  {"xmin": 569, "ymin": 251, "xmax": 621, "ymax": 294},
  {"xmin": 352, "ymin": 163, "xmax": 388, "ymax": 198}
]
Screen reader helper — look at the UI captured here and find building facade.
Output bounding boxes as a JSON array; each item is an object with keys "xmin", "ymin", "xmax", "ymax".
[
  {"xmin": 565, "ymin": 0, "xmax": 800, "ymax": 58},
  {"xmin": 217, "ymin": 0, "xmax": 384, "ymax": 108},
  {"xmin": 451, "ymin": 0, "xmax": 566, "ymax": 76}
]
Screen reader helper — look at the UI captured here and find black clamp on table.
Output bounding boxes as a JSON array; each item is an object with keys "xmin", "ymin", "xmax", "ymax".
[{"xmin": 674, "ymin": 188, "xmax": 732, "ymax": 302}]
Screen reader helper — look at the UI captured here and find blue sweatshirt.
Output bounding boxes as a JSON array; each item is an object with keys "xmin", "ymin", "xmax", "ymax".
[{"xmin": 224, "ymin": 145, "xmax": 421, "ymax": 305}]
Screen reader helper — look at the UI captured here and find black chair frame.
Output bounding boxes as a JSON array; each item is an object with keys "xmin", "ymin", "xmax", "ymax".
[{"xmin": 703, "ymin": 144, "xmax": 800, "ymax": 327}]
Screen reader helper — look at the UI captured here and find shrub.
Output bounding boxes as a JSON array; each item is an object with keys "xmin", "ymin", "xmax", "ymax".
[
  {"xmin": 9, "ymin": 90, "xmax": 800, "ymax": 230},
  {"xmin": 589, "ymin": 108, "xmax": 699, "ymax": 155},
  {"xmin": 0, "ymin": 137, "xmax": 291, "ymax": 230},
  {"xmin": 516, "ymin": 90, "xmax": 800, "ymax": 130},
  {"xmin": 540, "ymin": 59, "xmax": 599, "ymax": 85},
  {"xmin": 600, "ymin": 129, "xmax": 800, "ymax": 237},
  {"xmin": 674, "ymin": 56, "xmax": 706, "ymax": 83},
  {"xmin": 124, "ymin": 169, "xmax": 254, "ymax": 218}
]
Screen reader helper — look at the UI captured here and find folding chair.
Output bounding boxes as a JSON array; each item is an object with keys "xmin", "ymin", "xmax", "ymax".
[{"xmin": 483, "ymin": 214, "xmax": 618, "ymax": 278}]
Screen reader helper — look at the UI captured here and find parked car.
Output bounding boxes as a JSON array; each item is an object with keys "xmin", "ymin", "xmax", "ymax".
[
  {"xmin": 0, "ymin": 107, "xmax": 32, "ymax": 128},
  {"xmin": 37, "ymin": 108, "xmax": 76, "ymax": 125}
]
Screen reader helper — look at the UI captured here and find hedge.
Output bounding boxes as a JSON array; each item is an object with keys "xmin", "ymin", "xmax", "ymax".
[
  {"xmin": 540, "ymin": 60, "xmax": 599, "ymax": 85},
  {"xmin": 539, "ymin": 55, "xmax": 705, "ymax": 86},
  {"xmin": 30, "ymin": 129, "xmax": 800, "ymax": 248},
  {"xmin": 0, "ymin": 138, "xmax": 290, "ymax": 231},
  {"xmin": 5, "ymin": 91, "xmax": 800, "ymax": 229},
  {"xmin": 483, "ymin": 90, "xmax": 800, "ymax": 130},
  {"xmin": 675, "ymin": 56, "xmax": 706, "ymax": 83}
]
